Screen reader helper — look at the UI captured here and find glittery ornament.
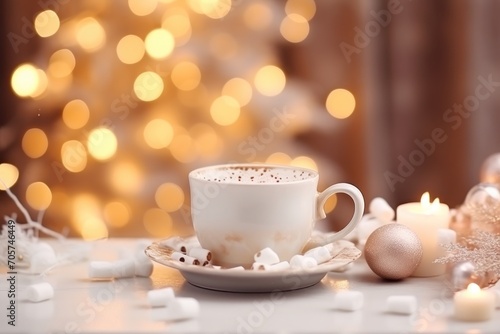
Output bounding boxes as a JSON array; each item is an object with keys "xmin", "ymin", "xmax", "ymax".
[
  {"xmin": 480, "ymin": 153, "xmax": 500, "ymax": 184},
  {"xmin": 445, "ymin": 262, "xmax": 493, "ymax": 292},
  {"xmin": 464, "ymin": 183, "xmax": 500, "ymax": 234},
  {"xmin": 364, "ymin": 224, "xmax": 423, "ymax": 280}
]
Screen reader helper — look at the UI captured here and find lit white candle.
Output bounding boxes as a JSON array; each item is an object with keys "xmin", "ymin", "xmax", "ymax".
[
  {"xmin": 396, "ymin": 192, "xmax": 450, "ymax": 277},
  {"xmin": 454, "ymin": 283, "xmax": 495, "ymax": 321}
]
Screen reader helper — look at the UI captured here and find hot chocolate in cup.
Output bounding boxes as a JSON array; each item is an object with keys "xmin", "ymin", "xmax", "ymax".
[{"xmin": 189, "ymin": 163, "xmax": 364, "ymax": 268}]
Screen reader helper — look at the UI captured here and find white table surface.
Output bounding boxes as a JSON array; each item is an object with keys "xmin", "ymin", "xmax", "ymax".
[{"xmin": 1, "ymin": 238, "xmax": 499, "ymax": 333}]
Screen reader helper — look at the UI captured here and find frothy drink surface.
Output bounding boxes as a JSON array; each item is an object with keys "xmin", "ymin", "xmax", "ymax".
[{"xmin": 192, "ymin": 166, "xmax": 315, "ymax": 184}]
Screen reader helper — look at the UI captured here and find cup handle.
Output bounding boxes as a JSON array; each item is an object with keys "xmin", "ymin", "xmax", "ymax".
[{"xmin": 316, "ymin": 183, "xmax": 365, "ymax": 243}]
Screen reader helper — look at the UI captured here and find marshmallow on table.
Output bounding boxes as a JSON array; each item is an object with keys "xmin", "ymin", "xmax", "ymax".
[
  {"xmin": 112, "ymin": 259, "xmax": 136, "ymax": 278},
  {"xmin": 332, "ymin": 291, "xmax": 364, "ymax": 311},
  {"xmin": 148, "ymin": 287, "xmax": 175, "ymax": 307},
  {"xmin": 357, "ymin": 216, "xmax": 384, "ymax": 245},
  {"xmin": 162, "ymin": 297, "xmax": 200, "ymax": 321},
  {"xmin": 369, "ymin": 197, "xmax": 395, "ymax": 222},
  {"xmin": 385, "ymin": 295, "xmax": 418, "ymax": 315},
  {"xmin": 304, "ymin": 246, "xmax": 331, "ymax": 264},
  {"xmin": 494, "ymin": 290, "xmax": 500, "ymax": 309},
  {"xmin": 89, "ymin": 261, "xmax": 115, "ymax": 279},
  {"xmin": 437, "ymin": 228, "xmax": 457, "ymax": 244},
  {"xmin": 290, "ymin": 255, "xmax": 318, "ymax": 270},
  {"xmin": 254, "ymin": 247, "xmax": 280, "ymax": 265},
  {"xmin": 26, "ymin": 282, "xmax": 54, "ymax": 302},
  {"xmin": 134, "ymin": 241, "xmax": 154, "ymax": 277},
  {"xmin": 171, "ymin": 252, "xmax": 200, "ymax": 265}
]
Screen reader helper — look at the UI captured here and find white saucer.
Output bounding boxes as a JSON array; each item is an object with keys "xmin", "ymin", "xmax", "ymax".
[{"xmin": 145, "ymin": 237, "xmax": 361, "ymax": 293}]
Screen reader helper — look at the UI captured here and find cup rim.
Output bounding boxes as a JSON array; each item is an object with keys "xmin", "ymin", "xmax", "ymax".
[{"xmin": 188, "ymin": 163, "xmax": 318, "ymax": 185}]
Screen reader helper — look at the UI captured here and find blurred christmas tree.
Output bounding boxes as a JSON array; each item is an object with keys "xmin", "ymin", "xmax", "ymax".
[{"xmin": 2, "ymin": 0, "xmax": 354, "ymax": 239}]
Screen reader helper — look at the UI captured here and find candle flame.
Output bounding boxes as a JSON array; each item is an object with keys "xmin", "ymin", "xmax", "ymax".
[
  {"xmin": 467, "ymin": 283, "xmax": 480, "ymax": 293},
  {"xmin": 420, "ymin": 192, "xmax": 440, "ymax": 213}
]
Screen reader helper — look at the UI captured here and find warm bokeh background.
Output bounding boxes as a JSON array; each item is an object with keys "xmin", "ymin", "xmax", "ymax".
[{"xmin": 1, "ymin": 0, "xmax": 499, "ymax": 239}]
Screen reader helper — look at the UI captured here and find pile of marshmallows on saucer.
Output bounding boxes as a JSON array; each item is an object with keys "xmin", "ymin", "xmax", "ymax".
[{"xmin": 160, "ymin": 236, "xmax": 343, "ymax": 271}]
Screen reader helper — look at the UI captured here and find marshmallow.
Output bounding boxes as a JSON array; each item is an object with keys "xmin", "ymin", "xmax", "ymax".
[
  {"xmin": 369, "ymin": 197, "xmax": 395, "ymax": 222},
  {"xmin": 438, "ymin": 228, "xmax": 457, "ymax": 244},
  {"xmin": 26, "ymin": 282, "xmax": 54, "ymax": 303},
  {"xmin": 226, "ymin": 266, "xmax": 245, "ymax": 271},
  {"xmin": 188, "ymin": 247, "xmax": 212, "ymax": 263},
  {"xmin": 332, "ymin": 291, "xmax": 364, "ymax": 311},
  {"xmin": 493, "ymin": 290, "xmax": 500, "ymax": 309},
  {"xmin": 304, "ymin": 246, "xmax": 331, "ymax": 264},
  {"xmin": 270, "ymin": 261, "xmax": 291, "ymax": 271},
  {"xmin": 290, "ymin": 255, "xmax": 318, "ymax": 270},
  {"xmin": 163, "ymin": 297, "xmax": 200, "ymax": 321},
  {"xmin": 357, "ymin": 216, "xmax": 384, "ymax": 245},
  {"xmin": 88, "ymin": 261, "xmax": 115, "ymax": 279},
  {"xmin": 112, "ymin": 259, "xmax": 136, "ymax": 278},
  {"xmin": 171, "ymin": 252, "xmax": 200, "ymax": 265},
  {"xmin": 160, "ymin": 237, "xmax": 200, "ymax": 253},
  {"xmin": 251, "ymin": 262, "xmax": 271, "ymax": 270},
  {"xmin": 254, "ymin": 247, "xmax": 280, "ymax": 265},
  {"xmin": 148, "ymin": 287, "xmax": 175, "ymax": 307},
  {"xmin": 134, "ymin": 255, "xmax": 154, "ymax": 277},
  {"xmin": 120, "ymin": 245, "xmax": 154, "ymax": 277},
  {"xmin": 385, "ymin": 295, "xmax": 418, "ymax": 315}
]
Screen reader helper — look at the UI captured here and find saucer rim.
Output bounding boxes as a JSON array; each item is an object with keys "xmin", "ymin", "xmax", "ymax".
[{"xmin": 145, "ymin": 237, "xmax": 361, "ymax": 279}]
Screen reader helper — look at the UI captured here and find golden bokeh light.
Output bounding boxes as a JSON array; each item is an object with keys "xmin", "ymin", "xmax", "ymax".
[
  {"xmin": 34, "ymin": 10, "xmax": 60, "ymax": 38},
  {"xmin": 324, "ymin": 194, "xmax": 338, "ymax": 214},
  {"xmin": 145, "ymin": 28, "xmax": 175, "ymax": 59},
  {"xmin": 103, "ymin": 201, "xmax": 130, "ymax": 228},
  {"xmin": 128, "ymin": 0, "xmax": 158, "ymax": 16},
  {"xmin": 0, "ymin": 163, "xmax": 19, "ymax": 190},
  {"xmin": 200, "ymin": 0, "xmax": 232, "ymax": 19},
  {"xmin": 222, "ymin": 78, "xmax": 253, "ymax": 106},
  {"xmin": 209, "ymin": 33, "xmax": 238, "ymax": 60},
  {"xmin": 254, "ymin": 65, "xmax": 286, "ymax": 96},
  {"xmin": 71, "ymin": 193, "xmax": 100, "ymax": 233},
  {"xmin": 62, "ymin": 99, "xmax": 90, "ymax": 129},
  {"xmin": 161, "ymin": 12, "xmax": 191, "ymax": 45},
  {"xmin": 326, "ymin": 88, "xmax": 356, "ymax": 119},
  {"xmin": 143, "ymin": 119, "xmax": 174, "ymax": 149},
  {"xmin": 133, "ymin": 71, "xmax": 164, "ymax": 102},
  {"xmin": 26, "ymin": 182, "xmax": 52, "ymax": 211},
  {"xmin": 266, "ymin": 152, "xmax": 292, "ymax": 165},
  {"xmin": 81, "ymin": 217, "xmax": 109, "ymax": 241},
  {"xmin": 48, "ymin": 49, "xmax": 76, "ymax": 78},
  {"xmin": 87, "ymin": 128, "xmax": 118, "ymax": 160},
  {"xmin": 244, "ymin": 2, "xmax": 273, "ymax": 31},
  {"xmin": 155, "ymin": 183, "xmax": 185, "ymax": 212},
  {"xmin": 61, "ymin": 140, "xmax": 87, "ymax": 173},
  {"xmin": 116, "ymin": 35, "xmax": 145, "ymax": 64},
  {"xmin": 109, "ymin": 161, "xmax": 143, "ymax": 194},
  {"xmin": 22, "ymin": 128, "xmax": 48, "ymax": 158},
  {"xmin": 143, "ymin": 208, "xmax": 173, "ymax": 237},
  {"xmin": 285, "ymin": 0, "xmax": 316, "ymax": 21},
  {"xmin": 76, "ymin": 17, "xmax": 106, "ymax": 52},
  {"xmin": 170, "ymin": 134, "xmax": 197, "ymax": 163},
  {"xmin": 171, "ymin": 61, "xmax": 201, "ymax": 91},
  {"xmin": 11, "ymin": 63, "xmax": 39, "ymax": 98},
  {"xmin": 210, "ymin": 95, "xmax": 241, "ymax": 126},
  {"xmin": 290, "ymin": 156, "xmax": 318, "ymax": 171},
  {"xmin": 31, "ymin": 69, "xmax": 48, "ymax": 98},
  {"xmin": 280, "ymin": 14, "xmax": 310, "ymax": 43},
  {"xmin": 190, "ymin": 123, "xmax": 223, "ymax": 159}
]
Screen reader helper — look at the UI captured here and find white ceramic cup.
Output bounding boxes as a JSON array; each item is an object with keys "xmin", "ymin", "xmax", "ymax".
[{"xmin": 189, "ymin": 163, "xmax": 364, "ymax": 267}]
